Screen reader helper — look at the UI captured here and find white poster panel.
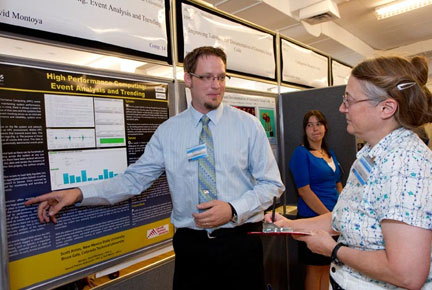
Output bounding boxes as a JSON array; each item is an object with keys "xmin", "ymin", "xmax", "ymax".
[
  {"xmin": 332, "ymin": 60, "xmax": 352, "ymax": 86},
  {"xmin": 281, "ymin": 39, "xmax": 328, "ymax": 87},
  {"xmin": 186, "ymin": 89, "xmax": 278, "ymax": 156},
  {"xmin": 223, "ymin": 92, "xmax": 278, "ymax": 157},
  {"xmin": 0, "ymin": 0, "xmax": 168, "ymax": 57},
  {"xmin": 181, "ymin": 3, "xmax": 275, "ymax": 79}
]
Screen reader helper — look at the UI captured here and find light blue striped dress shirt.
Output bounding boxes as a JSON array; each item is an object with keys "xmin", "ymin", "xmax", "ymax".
[{"xmin": 80, "ymin": 103, "xmax": 285, "ymax": 229}]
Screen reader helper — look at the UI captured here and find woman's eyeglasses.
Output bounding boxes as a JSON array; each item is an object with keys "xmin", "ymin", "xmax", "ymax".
[{"xmin": 341, "ymin": 94, "xmax": 372, "ymax": 109}]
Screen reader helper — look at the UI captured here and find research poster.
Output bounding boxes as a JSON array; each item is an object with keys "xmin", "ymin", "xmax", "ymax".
[
  {"xmin": 185, "ymin": 89, "xmax": 278, "ymax": 157},
  {"xmin": 0, "ymin": 63, "xmax": 173, "ymax": 290},
  {"xmin": 0, "ymin": 0, "xmax": 169, "ymax": 58},
  {"xmin": 223, "ymin": 93, "xmax": 278, "ymax": 153}
]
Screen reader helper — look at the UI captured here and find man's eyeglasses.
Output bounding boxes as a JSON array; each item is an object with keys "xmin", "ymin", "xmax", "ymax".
[
  {"xmin": 189, "ymin": 72, "xmax": 230, "ymax": 83},
  {"xmin": 341, "ymin": 94, "xmax": 373, "ymax": 109}
]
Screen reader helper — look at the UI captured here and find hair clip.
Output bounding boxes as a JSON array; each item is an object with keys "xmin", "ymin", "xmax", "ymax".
[{"xmin": 397, "ymin": 82, "xmax": 416, "ymax": 91}]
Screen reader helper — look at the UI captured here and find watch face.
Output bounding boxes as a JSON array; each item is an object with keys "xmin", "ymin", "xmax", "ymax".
[
  {"xmin": 231, "ymin": 214, "xmax": 238, "ymax": 223},
  {"xmin": 229, "ymin": 203, "xmax": 237, "ymax": 222}
]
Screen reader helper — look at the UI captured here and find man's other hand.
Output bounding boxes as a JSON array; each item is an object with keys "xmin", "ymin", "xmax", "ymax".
[{"xmin": 193, "ymin": 200, "xmax": 232, "ymax": 228}]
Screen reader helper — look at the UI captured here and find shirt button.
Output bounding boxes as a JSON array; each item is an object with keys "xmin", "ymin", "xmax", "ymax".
[{"xmin": 331, "ymin": 267, "xmax": 336, "ymax": 273}]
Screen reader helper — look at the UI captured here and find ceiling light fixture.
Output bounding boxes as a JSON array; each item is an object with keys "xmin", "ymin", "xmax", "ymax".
[{"xmin": 375, "ymin": 0, "xmax": 432, "ymax": 20}]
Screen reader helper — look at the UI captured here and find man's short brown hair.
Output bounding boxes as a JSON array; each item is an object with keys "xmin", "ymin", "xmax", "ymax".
[{"xmin": 183, "ymin": 46, "xmax": 227, "ymax": 73}]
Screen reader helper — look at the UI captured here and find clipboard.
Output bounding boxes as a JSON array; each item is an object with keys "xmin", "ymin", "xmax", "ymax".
[
  {"xmin": 249, "ymin": 222, "xmax": 312, "ymax": 236},
  {"xmin": 248, "ymin": 230, "xmax": 311, "ymax": 236}
]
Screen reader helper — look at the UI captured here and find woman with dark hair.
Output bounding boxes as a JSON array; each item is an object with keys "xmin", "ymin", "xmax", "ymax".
[
  {"xmin": 289, "ymin": 110, "xmax": 343, "ymax": 290},
  {"xmin": 267, "ymin": 55, "xmax": 432, "ymax": 289}
]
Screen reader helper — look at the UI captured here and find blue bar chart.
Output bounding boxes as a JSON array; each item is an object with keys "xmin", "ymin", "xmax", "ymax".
[
  {"xmin": 62, "ymin": 168, "xmax": 118, "ymax": 185},
  {"xmin": 48, "ymin": 148, "xmax": 127, "ymax": 190}
]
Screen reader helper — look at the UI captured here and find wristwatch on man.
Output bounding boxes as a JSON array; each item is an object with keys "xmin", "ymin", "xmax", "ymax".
[{"xmin": 228, "ymin": 202, "xmax": 238, "ymax": 223}]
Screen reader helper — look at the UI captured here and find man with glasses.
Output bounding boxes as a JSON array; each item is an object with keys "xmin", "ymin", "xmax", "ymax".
[{"xmin": 25, "ymin": 46, "xmax": 284, "ymax": 290}]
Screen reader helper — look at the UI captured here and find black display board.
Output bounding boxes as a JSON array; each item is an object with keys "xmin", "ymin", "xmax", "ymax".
[
  {"xmin": 0, "ymin": 62, "xmax": 174, "ymax": 290},
  {"xmin": 280, "ymin": 85, "xmax": 356, "ymax": 204}
]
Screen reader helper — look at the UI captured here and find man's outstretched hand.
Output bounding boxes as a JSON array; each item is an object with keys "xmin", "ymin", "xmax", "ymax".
[{"xmin": 24, "ymin": 188, "xmax": 83, "ymax": 223}]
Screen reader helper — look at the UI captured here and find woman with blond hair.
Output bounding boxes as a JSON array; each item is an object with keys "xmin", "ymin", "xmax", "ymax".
[{"xmin": 267, "ymin": 55, "xmax": 432, "ymax": 289}]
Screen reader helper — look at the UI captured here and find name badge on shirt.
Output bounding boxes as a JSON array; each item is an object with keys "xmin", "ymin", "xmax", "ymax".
[
  {"xmin": 187, "ymin": 144, "xmax": 208, "ymax": 161},
  {"xmin": 352, "ymin": 155, "xmax": 375, "ymax": 185}
]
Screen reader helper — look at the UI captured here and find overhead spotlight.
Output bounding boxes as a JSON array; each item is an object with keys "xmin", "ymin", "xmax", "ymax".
[{"xmin": 375, "ymin": 0, "xmax": 432, "ymax": 20}]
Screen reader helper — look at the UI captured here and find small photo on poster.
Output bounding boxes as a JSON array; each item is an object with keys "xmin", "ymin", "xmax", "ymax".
[
  {"xmin": 234, "ymin": 106, "xmax": 256, "ymax": 117},
  {"xmin": 259, "ymin": 108, "xmax": 276, "ymax": 138}
]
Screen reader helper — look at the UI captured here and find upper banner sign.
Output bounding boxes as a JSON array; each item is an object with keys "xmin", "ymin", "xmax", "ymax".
[
  {"xmin": 180, "ymin": 2, "xmax": 276, "ymax": 80},
  {"xmin": 332, "ymin": 60, "xmax": 352, "ymax": 86},
  {"xmin": 0, "ymin": 0, "xmax": 169, "ymax": 59},
  {"xmin": 281, "ymin": 39, "xmax": 329, "ymax": 88}
]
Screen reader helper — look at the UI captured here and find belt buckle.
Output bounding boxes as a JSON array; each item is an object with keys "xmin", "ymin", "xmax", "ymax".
[{"xmin": 207, "ymin": 231, "xmax": 216, "ymax": 239}]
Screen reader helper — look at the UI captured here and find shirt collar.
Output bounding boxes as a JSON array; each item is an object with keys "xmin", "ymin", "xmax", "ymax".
[
  {"xmin": 358, "ymin": 127, "xmax": 410, "ymax": 159},
  {"xmin": 190, "ymin": 103, "xmax": 224, "ymax": 127}
]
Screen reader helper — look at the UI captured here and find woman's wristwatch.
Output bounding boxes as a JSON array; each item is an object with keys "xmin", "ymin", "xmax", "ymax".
[{"xmin": 331, "ymin": 242, "xmax": 346, "ymax": 264}]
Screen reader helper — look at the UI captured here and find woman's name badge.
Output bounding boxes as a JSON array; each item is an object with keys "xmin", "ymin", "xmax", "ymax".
[
  {"xmin": 352, "ymin": 155, "xmax": 375, "ymax": 185},
  {"xmin": 187, "ymin": 144, "xmax": 208, "ymax": 161}
]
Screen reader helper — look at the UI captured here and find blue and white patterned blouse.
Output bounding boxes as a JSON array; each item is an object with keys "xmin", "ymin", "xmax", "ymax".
[{"xmin": 332, "ymin": 127, "xmax": 432, "ymax": 289}]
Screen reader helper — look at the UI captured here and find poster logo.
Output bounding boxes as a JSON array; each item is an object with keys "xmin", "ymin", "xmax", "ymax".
[
  {"xmin": 156, "ymin": 93, "xmax": 166, "ymax": 99},
  {"xmin": 147, "ymin": 224, "xmax": 169, "ymax": 239}
]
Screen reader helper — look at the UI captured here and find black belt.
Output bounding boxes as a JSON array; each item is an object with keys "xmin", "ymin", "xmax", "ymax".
[
  {"xmin": 177, "ymin": 222, "xmax": 262, "ymax": 239},
  {"xmin": 330, "ymin": 274, "xmax": 345, "ymax": 290}
]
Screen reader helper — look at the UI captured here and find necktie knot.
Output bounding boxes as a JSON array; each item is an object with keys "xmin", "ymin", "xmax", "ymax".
[{"xmin": 201, "ymin": 115, "xmax": 210, "ymax": 126}]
